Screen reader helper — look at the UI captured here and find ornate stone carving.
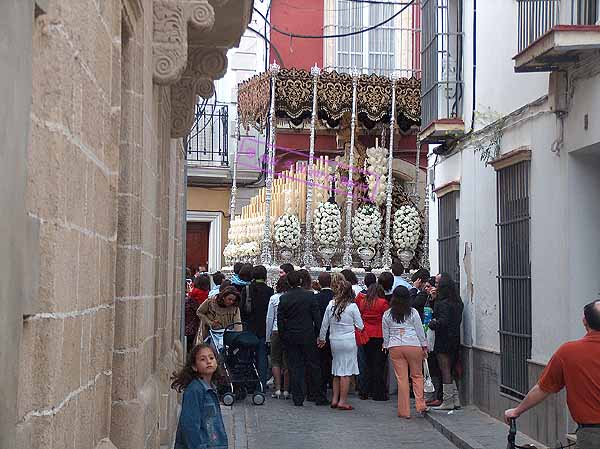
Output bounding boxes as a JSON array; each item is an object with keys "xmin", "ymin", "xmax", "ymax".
[
  {"xmin": 171, "ymin": 77, "xmax": 198, "ymax": 138},
  {"xmin": 189, "ymin": 47, "xmax": 228, "ymax": 79},
  {"xmin": 154, "ymin": 0, "xmax": 249, "ymax": 138},
  {"xmin": 153, "ymin": 1, "xmax": 188, "ymax": 84},
  {"xmin": 153, "ymin": 0, "xmax": 218, "ymax": 85},
  {"xmin": 183, "ymin": 0, "xmax": 215, "ymax": 32}
]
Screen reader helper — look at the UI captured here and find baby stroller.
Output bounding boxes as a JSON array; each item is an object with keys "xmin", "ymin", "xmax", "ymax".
[{"xmin": 205, "ymin": 322, "xmax": 265, "ymax": 406}]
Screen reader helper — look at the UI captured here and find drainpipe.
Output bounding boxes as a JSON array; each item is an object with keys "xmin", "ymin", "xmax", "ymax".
[{"xmin": 469, "ymin": 0, "xmax": 477, "ymax": 132}]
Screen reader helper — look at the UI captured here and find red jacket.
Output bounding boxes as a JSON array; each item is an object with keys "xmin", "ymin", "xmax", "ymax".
[
  {"xmin": 188, "ymin": 288, "xmax": 209, "ymax": 305},
  {"xmin": 355, "ymin": 294, "xmax": 389, "ymax": 339}
]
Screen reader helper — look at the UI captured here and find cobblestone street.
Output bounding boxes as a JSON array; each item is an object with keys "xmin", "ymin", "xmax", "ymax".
[{"xmin": 223, "ymin": 396, "xmax": 457, "ymax": 449}]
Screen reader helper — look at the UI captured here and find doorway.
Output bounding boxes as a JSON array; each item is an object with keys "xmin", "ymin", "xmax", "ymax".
[{"xmin": 186, "ymin": 221, "xmax": 210, "ymax": 272}]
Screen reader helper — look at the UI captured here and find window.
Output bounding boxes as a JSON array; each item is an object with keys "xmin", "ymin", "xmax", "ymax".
[
  {"xmin": 332, "ymin": 0, "xmax": 420, "ymax": 76},
  {"xmin": 420, "ymin": 0, "xmax": 463, "ymax": 128},
  {"xmin": 496, "ymin": 161, "xmax": 531, "ymax": 399},
  {"xmin": 437, "ymin": 190, "xmax": 460, "ymax": 285}
]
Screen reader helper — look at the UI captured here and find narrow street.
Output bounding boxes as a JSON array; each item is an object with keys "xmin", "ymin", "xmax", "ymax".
[{"xmin": 223, "ymin": 396, "xmax": 456, "ymax": 449}]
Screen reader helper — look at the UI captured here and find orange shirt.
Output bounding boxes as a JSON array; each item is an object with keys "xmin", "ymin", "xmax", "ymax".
[{"xmin": 538, "ymin": 331, "xmax": 600, "ymax": 424}]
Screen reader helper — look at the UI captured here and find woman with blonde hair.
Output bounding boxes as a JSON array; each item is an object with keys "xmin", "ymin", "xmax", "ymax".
[{"xmin": 318, "ymin": 278, "xmax": 364, "ymax": 410}]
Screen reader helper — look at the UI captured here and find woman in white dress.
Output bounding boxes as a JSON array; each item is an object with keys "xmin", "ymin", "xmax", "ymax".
[{"xmin": 318, "ymin": 278, "xmax": 364, "ymax": 410}]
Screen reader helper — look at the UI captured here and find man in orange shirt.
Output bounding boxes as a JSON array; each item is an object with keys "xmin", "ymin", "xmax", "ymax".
[{"xmin": 505, "ymin": 300, "xmax": 600, "ymax": 449}]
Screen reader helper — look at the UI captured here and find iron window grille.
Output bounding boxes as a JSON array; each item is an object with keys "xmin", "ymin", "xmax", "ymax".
[
  {"xmin": 517, "ymin": 0, "xmax": 600, "ymax": 53},
  {"xmin": 496, "ymin": 161, "xmax": 531, "ymax": 399},
  {"xmin": 420, "ymin": 0, "xmax": 463, "ymax": 130},
  {"xmin": 186, "ymin": 101, "xmax": 229, "ymax": 167},
  {"xmin": 331, "ymin": 0, "xmax": 422, "ymax": 78},
  {"xmin": 438, "ymin": 190, "xmax": 460, "ymax": 285}
]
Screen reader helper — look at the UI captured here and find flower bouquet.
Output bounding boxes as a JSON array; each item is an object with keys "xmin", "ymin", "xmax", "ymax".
[
  {"xmin": 352, "ymin": 203, "xmax": 382, "ymax": 248},
  {"xmin": 314, "ymin": 201, "xmax": 341, "ymax": 266},
  {"xmin": 392, "ymin": 205, "xmax": 420, "ymax": 267}
]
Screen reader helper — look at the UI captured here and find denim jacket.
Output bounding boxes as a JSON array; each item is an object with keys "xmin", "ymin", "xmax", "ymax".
[{"xmin": 174, "ymin": 379, "xmax": 228, "ymax": 449}]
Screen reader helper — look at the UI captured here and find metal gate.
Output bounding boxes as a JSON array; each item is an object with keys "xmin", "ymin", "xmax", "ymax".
[
  {"xmin": 496, "ymin": 161, "xmax": 531, "ymax": 399},
  {"xmin": 438, "ymin": 190, "xmax": 460, "ymax": 284}
]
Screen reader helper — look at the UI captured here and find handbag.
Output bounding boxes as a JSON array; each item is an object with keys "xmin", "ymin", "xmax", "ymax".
[
  {"xmin": 423, "ymin": 359, "xmax": 435, "ymax": 393},
  {"xmin": 355, "ymin": 327, "xmax": 370, "ymax": 346}
]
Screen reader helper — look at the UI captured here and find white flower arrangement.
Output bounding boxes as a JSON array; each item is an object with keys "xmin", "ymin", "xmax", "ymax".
[
  {"xmin": 223, "ymin": 242, "xmax": 239, "ymax": 260},
  {"xmin": 365, "ymin": 146, "xmax": 388, "ymax": 206},
  {"xmin": 314, "ymin": 201, "xmax": 341, "ymax": 247},
  {"xmin": 274, "ymin": 214, "xmax": 301, "ymax": 249},
  {"xmin": 392, "ymin": 205, "xmax": 420, "ymax": 251},
  {"xmin": 352, "ymin": 203, "xmax": 382, "ymax": 248},
  {"xmin": 238, "ymin": 241, "xmax": 260, "ymax": 258}
]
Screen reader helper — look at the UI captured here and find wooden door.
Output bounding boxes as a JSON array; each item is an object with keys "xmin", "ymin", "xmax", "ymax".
[{"xmin": 186, "ymin": 221, "xmax": 210, "ymax": 272}]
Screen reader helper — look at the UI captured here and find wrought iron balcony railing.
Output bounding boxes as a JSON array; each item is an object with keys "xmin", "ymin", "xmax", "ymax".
[
  {"xmin": 186, "ymin": 102, "xmax": 229, "ymax": 167},
  {"xmin": 517, "ymin": 0, "xmax": 599, "ymax": 53},
  {"xmin": 420, "ymin": 0, "xmax": 464, "ymax": 142}
]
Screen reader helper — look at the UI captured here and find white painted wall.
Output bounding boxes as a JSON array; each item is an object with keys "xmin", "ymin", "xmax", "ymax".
[{"xmin": 459, "ymin": 0, "xmax": 548, "ymax": 130}]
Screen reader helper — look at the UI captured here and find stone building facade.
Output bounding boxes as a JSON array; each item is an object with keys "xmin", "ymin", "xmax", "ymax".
[{"xmin": 1, "ymin": 1, "xmax": 252, "ymax": 449}]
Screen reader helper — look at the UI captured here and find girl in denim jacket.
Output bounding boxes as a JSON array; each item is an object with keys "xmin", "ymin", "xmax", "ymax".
[{"xmin": 171, "ymin": 344, "xmax": 228, "ymax": 449}]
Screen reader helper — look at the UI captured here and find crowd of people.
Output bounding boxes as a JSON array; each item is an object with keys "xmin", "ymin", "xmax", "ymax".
[
  {"xmin": 182, "ymin": 261, "xmax": 465, "ymax": 415},
  {"xmin": 175, "ymin": 262, "xmax": 600, "ymax": 449}
]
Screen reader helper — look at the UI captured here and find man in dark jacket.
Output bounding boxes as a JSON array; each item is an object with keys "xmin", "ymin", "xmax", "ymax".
[
  {"xmin": 277, "ymin": 270, "xmax": 329, "ymax": 406},
  {"xmin": 314, "ymin": 272, "xmax": 334, "ymax": 396},
  {"xmin": 410, "ymin": 268, "xmax": 430, "ymax": 320},
  {"xmin": 240, "ymin": 265, "xmax": 274, "ymax": 389}
]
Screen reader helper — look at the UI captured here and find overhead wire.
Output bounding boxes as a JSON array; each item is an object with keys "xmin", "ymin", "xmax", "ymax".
[
  {"xmin": 254, "ymin": 0, "xmax": 414, "ymax": 40},
  {"xmin": 247, "ymin": 26, "xmax": 285, "ymax": 67}
]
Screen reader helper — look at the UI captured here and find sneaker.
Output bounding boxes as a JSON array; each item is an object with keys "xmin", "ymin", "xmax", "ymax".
[
  {"xmin": 271, "ymin": 390, "xmax": 281, "ymax": 399},
  {"xmin": 283, "ymin": 391, "xmax": 290, "ymax": 400}
]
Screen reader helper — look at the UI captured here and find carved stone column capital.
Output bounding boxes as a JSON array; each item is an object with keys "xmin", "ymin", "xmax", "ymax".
[
  {"xmin": 153, "ymin": 0, "xmax": 188, "ymax": 84},
  {"xmin": 153, "ymin": 0, "xmax": 217, "ymax": 85}
]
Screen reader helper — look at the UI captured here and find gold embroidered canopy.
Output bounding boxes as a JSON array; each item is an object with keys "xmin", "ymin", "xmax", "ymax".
[{"xmin": 237, "ymin": 67, "xmax": 421, "ymax": 132}]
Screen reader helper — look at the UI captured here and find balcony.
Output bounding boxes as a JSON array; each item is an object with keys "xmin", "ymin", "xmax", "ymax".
[
  {"xmin": 420, "ymin": 0, "xmax": 464, "ymax": 145},
  {"xmin": 515, "ymin": 0, "xmax": 600, "ymax": 72}
]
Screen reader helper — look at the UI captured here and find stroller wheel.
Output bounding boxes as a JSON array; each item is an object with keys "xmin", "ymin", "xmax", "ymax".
[
  {"xmin": 252, "ymin": 393, "xmax": 265, "ymax": 406},
  {"xmin": 222, "ymin": 393, "xmax": 235, "ymax": 406}
]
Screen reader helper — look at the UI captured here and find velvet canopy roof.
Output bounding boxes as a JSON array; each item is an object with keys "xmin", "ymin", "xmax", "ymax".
[{"xmin": 237, "ymin": 67, "xmax": 421, "ymax": 133}]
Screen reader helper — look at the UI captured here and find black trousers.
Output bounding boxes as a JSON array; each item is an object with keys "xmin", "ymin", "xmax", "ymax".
[
  {"xmin": 318, "ymin": 342, "xmax": 332, "ymax": 395},
  {"xmin": 363, "ymin": 337, "xmax": 387, "ymax": 400},
  {"xmin": 284, "ymin": 338, "xmax": 326, "ymax": 405}
]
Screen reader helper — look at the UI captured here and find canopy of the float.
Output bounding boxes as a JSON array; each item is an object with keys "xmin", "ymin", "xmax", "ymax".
[{"xmin": 237, "ymin": 68, "xmax": 421, "ymax": 132}]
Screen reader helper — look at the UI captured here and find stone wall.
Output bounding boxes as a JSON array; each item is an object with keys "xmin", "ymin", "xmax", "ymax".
[{"xmin": 16, "ymin": 1, "xmax": 185, "ymax": 448}]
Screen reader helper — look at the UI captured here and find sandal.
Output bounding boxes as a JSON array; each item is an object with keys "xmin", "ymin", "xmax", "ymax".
[
  {"xmin": 330, "ymin": 403, "xmax": 338, "ymax": 409},
  {"xmin": 336, "ymin": 404, "xmax": 354, "ymax": 411}
]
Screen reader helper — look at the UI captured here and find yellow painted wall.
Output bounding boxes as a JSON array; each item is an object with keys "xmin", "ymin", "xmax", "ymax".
[{"xmin": 187, "ymin": 187, "xmax": 231, "ymax": 255}]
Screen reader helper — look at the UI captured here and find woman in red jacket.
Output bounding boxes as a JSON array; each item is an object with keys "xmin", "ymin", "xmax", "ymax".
[
  {"xmin": 184, "ymin": 275, "xmax": 211, "ymax": 353},
  {"xmin": 355, "ymin": 283, "xmax": 389, "ymax": 401}
]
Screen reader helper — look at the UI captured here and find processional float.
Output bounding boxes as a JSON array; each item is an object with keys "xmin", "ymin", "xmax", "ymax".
[{"xmin": 225, "ymin": 64, "xmax": 428, "ymax": 273}]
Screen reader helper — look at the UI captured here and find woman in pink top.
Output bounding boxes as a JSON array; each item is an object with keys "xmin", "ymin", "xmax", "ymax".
[{"xmin": 355, "ymin": 283, "xmax": 389, "ymax": 401}]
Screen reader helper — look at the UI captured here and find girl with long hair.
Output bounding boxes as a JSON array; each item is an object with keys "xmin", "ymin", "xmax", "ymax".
[
  {"xmin": 171, "ymin": 344, "xmax": 227, "ymax": 449},
  {"xmin": 355, "ymin": 283, "xmax": 389, "ymax": 400},
  {"xmin": 318, "ymin": 279, "xmax": 364, "ymax": 410},
  {"xmin": 429, "ymin": 272, "xmax": 464, "ymax": 410},
  {"xmin": 383, "ymin": 285, "xmax": 428, "ymax": 418}
]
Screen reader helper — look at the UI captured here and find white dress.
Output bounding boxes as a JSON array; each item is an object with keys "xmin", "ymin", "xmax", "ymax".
[{"xmin": 319, "ymin": 301, "xmax": 364, "ymax": 376}]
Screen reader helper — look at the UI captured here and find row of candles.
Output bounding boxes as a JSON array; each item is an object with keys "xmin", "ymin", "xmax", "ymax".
[{"xmin": 232, "ymin": 156, "xmax": 334, "ymax": 244}]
